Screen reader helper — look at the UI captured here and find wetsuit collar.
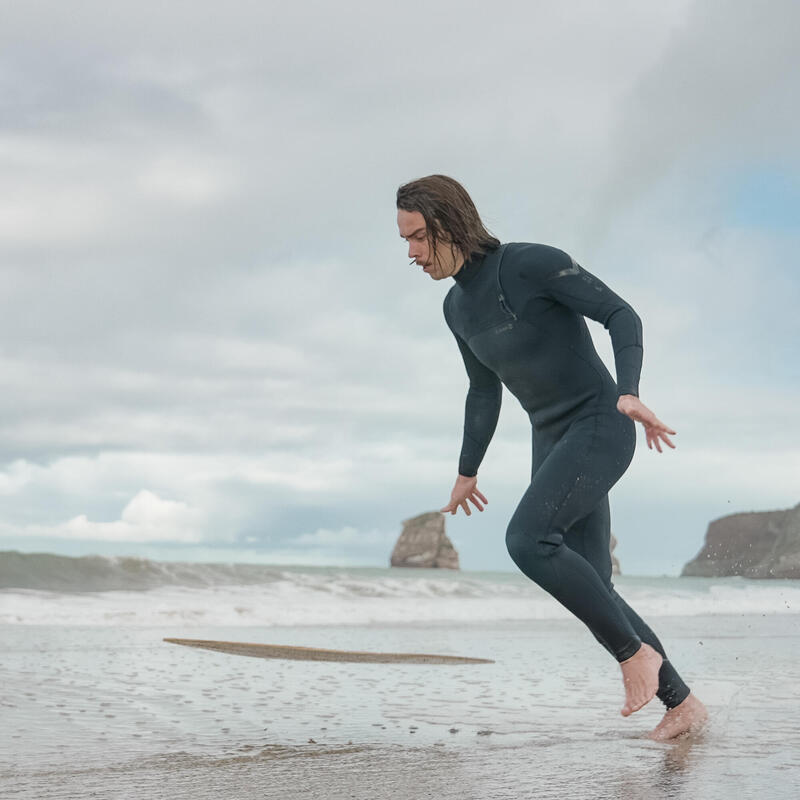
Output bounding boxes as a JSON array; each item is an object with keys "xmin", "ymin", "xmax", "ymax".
[{"xmin": 453, "ymin": 251, "xmax": 488, "ymax": 286}]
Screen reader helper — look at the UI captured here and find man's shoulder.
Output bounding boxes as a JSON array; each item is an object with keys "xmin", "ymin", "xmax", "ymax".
[
  {"xmin": 501, "ymin": 242, "xmax": 575, "ymax": 280},
  {"xmin": 503, "ymin": 241, "xmax": 571, "ymax": 264},
  {"xmin": 443, "ymin": 284, "xmax": 456, "ymax": 321}
]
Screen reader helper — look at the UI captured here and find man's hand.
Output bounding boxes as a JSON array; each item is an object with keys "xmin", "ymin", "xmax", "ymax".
[
  {"xmin": 617, "ymin": 395, "xmax": 676, "ymax": 453},
  {"xmin": 441, "ymin": 474, "xmax": 488, "ymax": 516}
]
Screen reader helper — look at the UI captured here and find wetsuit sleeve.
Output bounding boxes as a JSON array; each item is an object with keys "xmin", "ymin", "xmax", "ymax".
[
  {"xmin": 443, "ymin": 296, "xmax": 502, "ymax": 477},
  {"xmin": 537, "ymin": 248, "xmax": 643, "ymax": 397}
]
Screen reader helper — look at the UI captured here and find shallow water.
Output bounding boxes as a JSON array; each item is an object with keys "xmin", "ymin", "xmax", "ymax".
[{"xmin": 1, "ymin": 614, "xmax": 798, "ymax": 799}]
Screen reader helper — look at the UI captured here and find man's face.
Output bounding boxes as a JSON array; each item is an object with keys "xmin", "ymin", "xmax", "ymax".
[{"xmin": 397, "ymin": 209, "xmax": 463, "ymax": 280}]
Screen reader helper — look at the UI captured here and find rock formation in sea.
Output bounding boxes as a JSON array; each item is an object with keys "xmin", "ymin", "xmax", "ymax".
[
  {"xmin": 682, "ymin": 502, "xmax": 800, "ymax": 579},
  {"xmin": 390, "ymin": 511, "xmax": 459, "ymax": 569},
  {"xmin": 610, "ymin": 533, "xmax": 621, "ymax": 575}
]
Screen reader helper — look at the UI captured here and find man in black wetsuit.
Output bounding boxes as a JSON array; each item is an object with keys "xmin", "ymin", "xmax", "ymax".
[{"xmin": 396, "ymin": 174, "xmax": 707, "ymax": 740}]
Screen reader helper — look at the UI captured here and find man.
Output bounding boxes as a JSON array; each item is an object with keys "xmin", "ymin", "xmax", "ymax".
[{"xmin": 396, "ymin": 174, "xmax": 707, "ymax": 740}]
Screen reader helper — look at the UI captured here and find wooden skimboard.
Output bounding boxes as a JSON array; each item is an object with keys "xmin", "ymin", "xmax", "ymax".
[{"xmin": 163, "ymin": 637, "xmax": 494, "ymax": 665}]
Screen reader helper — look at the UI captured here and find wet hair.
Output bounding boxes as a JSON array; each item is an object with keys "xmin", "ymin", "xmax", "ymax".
[{"xmin": 396, "ymin": 175, "xmax": 500, "ymax": 265}]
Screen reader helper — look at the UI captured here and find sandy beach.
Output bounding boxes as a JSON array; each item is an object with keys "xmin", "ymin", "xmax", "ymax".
[
  {"xmin": 2, "ymin": 564, "xmax": 799, "ymax": 798},
  {"xmin": 1, "ymin": 613, "xmax": 798, "ymax": 798}
]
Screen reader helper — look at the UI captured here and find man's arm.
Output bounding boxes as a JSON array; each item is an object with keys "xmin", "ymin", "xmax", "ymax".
[
  {"xmin": 451, "ymin": 332, "xmax": 503, "ymax": 477},
  {"xmin": 443, "ymin": 295, "xmax": 502, "ymax": 478},
  {"xmin": 533, "ymin": 246, "xmax": 643, "ymax": 398},
  {"xmin": 529, "ymin": 246, "xmax": 675, "ymax": 452}
]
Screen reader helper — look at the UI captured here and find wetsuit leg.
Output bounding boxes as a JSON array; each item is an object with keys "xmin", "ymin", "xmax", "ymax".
[
  {"xmin": 564, "ymin": 499, "xmax": 691, "ymax": 709},
  {"xmin": 505, "ymin": 413, "xmax": 641, "ymax": 661}
]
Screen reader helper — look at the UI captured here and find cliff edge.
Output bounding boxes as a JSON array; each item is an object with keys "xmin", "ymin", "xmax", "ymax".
[{"xmin": 682, "ymin": 503, "xmax": 800, "ymax": 578}]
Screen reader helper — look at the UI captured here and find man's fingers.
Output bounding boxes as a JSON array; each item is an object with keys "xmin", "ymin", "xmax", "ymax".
[
  {"xmin": 442, "ymin": 489, "xmax": 489, "ymax": 516},
  {"xmin": 655, "ymin": 423, "xmax": 677, "ymax": 436},
  {"xmin": 643, "ymin": 425, "xmax": 677, "ymax": 452},
  {"xmin": 469, "ymin": 496, "xmax": 484, "ymax": 512}
]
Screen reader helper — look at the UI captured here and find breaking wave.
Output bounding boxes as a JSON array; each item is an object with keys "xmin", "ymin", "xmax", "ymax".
[{"xmin": 1, "ymin": 551, "xmax": 798, "ymax": 626}]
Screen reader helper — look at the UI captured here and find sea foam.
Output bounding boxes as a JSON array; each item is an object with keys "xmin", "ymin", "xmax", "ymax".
[{"xmin": 1, "ymin": 551, "xmax": 798, "ymax": 626}]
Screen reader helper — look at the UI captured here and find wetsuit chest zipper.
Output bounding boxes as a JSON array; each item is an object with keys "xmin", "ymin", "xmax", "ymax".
[
  {"xmin": 494, "ymin": 244, "xmax": 517, "ymax": 320},
  {"xmin": 498, "ymin": 294, "xmax": 517, "ymax": 321}
]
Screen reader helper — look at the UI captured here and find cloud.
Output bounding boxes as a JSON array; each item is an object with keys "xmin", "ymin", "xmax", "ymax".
[
  {"xmin": 0, "ymin": 0, "xmax": 796, "ymax": 573},
  {"xmin": 0, "ymin": 461, "xmax": 36, "ymax": 495},
  {"xmin": 136, "ymin": 155, "xmax": 239, "ymax": 206},
  {"xmin": 295, "ymin": 526, "xmax": 394, "ymax": 548},
  {"xmin": 581, "ymin": 0, "xmax": 800, "ymax": 248},
  {"xmin": 8, "ymin": 490, "xmax": 205, "ymax": 543}
]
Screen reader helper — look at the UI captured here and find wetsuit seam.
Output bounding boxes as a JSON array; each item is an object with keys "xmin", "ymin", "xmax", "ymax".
[
  {"xmin": 540, "ymin": 414, "xmax": 599, "ymax": 534},
  {"xmin": 613, "ymin": 343, "xmax": 643, "ymax": 356},
  {"xmin": 530, "ymin": 365, "xmax": 600, "ymax": 601}
]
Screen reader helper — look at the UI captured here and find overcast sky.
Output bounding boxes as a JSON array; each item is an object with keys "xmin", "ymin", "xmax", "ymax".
[{"xmin": 1, "ymin": 0, "xmax": 798, "ymax": 574}]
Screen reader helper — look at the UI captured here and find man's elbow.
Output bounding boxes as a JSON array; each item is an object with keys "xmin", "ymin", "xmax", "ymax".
[{"xmin": 606, "ymin": 304, "xmax": 642, "ymax": 337}]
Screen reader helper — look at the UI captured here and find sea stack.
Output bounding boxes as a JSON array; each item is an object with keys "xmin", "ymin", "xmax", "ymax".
[
  {"xmin": 610, "ymin": 533, "xmax": 621, "ymax": 575},
  {"xmin": 682, "ymin": 502, "xmax": 800, "ymax": 579},
  {"xmin": 390, "ymin": 511, "xmax": 460, "ymax": 570}
]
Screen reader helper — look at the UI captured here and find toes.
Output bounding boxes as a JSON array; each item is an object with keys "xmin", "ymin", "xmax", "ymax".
[
  {"xmin": 621, "ymin": 696, "xmax": 643, "ymax": 716},
  {"xmin": 622, "ymin": 686, "xmax": 656, "ymax": 717}
]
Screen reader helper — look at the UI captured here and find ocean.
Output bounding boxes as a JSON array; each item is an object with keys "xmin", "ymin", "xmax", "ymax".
[{"xmin": 1, "ymin": 552, "xmax": 798, "ymax": 799}]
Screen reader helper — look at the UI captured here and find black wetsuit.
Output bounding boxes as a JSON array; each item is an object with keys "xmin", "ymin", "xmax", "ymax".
[{"xmin": 443, "ymin": 242, "xmax": 690, "ymax": 709}]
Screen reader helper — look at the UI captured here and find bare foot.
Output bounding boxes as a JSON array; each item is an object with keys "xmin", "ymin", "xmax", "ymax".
[
  {"xmin": 619, "ymin": 643, "xmax": 662, "ymax": 717},
  {"xmin": 648, "ymin": 693, "xmax": 708, "ymax": 741}
]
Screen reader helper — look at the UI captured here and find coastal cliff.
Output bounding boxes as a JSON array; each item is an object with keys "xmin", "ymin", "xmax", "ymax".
[{"xmin": 682, "ymin": 503, "xmax": 800, "ymax": 579}]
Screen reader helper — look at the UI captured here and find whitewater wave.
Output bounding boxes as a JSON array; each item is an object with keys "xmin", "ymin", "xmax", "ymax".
[
  {"xmin": 1, "ymin": 551, "xmax": 798, "ymax": 626},
  {"xmin": 0, "ymin": 550, "xmax": 288, "ymax": 592}
]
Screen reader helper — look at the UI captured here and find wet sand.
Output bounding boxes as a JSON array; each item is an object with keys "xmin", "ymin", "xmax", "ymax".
[{"xmin": 2, "ymin": 615, "xmax": 798, "ymax": 799}]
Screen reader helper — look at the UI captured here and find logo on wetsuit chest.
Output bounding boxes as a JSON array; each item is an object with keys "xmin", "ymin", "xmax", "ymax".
[{"xmin": 494, "ymin": 323, "xmax": 514, "ymax": 334}]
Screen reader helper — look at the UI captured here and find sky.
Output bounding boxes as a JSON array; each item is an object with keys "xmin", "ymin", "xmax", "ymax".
[{"xmin": 0, "ymin": 0, "xmax": 798, "ymax": 575}]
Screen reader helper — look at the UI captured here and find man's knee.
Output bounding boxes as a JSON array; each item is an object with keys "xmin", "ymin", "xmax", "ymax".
[{"xmin": 505, "ymin": 524, "xmax": 562, "ymax": 565}]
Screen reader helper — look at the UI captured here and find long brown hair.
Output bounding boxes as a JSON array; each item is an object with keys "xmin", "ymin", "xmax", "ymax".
[{"xmin": 396, "ymin": 175, "xmax": 499, "ymax": 264}]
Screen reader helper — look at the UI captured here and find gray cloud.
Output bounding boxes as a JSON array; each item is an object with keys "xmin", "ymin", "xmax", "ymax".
[
  {"xmin": 582, "ymin": 0, "xmax": 800, "ymax": 248},
  {"xmin": 0, "ymin": 0, "xmax": 797, "ymax": 572}
]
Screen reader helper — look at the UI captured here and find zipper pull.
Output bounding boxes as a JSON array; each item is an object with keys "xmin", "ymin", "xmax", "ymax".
[{"xmin": 498, "ymin": 294, "xmax": 517, "ymax": 320}]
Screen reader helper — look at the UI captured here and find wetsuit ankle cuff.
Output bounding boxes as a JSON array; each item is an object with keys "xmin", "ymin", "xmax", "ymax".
[{"xmin": 617, "ymin": 638, "xmax": 642, "ymax": 663}]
